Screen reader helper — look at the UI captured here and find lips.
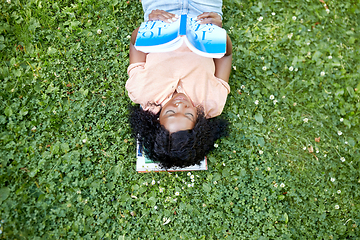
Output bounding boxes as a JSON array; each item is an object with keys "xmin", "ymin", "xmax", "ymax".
[
  {"xmin": 173, "ymin": 93, "xmax": 188, "ymax": 101},
  {"xmin": 174, "ymin": 96, "xmax": 186, "ymax": 100}
]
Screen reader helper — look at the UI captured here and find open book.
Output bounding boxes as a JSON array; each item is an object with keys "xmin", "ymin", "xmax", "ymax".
[
  {"xmin": 135, "ymin": 14, "xmax": 227, "ymax": 58},
  {"xmin": 136, "ymin": 141, "xmax": 208, "ymax": 172}
]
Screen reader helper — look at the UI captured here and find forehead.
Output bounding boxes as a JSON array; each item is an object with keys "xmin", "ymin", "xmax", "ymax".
[{"xmin": 160, "ymin": 115, "xmax": 195, "ymax": 133}]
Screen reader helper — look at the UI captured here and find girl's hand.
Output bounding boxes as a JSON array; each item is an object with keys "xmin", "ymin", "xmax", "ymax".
[
  {"xmin": 148, "ymin": 9, "xmax": 179, "ymax": 23},
  {"xmin": 196, "ymin": 12, "xmax": 222, "ymax": 27}
]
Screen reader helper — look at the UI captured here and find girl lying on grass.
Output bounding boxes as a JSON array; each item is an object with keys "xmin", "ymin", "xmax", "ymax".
[{"xmin": 126, "ymin": 0, "xmax": 232, "ymax": 169}]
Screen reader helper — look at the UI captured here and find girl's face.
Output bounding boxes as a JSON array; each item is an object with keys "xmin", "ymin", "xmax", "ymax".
[{"xmin": 159, "ymin": 93, "xmax": 197, "ymax": 133}]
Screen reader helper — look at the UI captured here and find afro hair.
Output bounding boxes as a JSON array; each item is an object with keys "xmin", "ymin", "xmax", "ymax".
[{"xmin": 128, "ymin": 105, "xmax": 228, "ymax": 169}]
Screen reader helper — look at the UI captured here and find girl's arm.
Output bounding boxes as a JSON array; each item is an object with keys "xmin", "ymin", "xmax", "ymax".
[
  {"xmin": 197, "ymin": 12, "xmax": 232, "ymax": 82},
  {"xmin": 214, "ymin": 34, "xmax": 232, "ymax": 82},
  {"xmin": 129, "ymin": 27, "xmax": 148, "ymax": 64}
]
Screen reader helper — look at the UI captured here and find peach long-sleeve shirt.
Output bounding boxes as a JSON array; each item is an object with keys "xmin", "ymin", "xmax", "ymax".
[{"xmin": 126, "ymin": 44, "xmax": 230, "ymax": 118}]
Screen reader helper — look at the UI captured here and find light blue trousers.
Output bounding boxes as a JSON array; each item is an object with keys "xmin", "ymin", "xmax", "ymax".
[{"xmin": 141, "ymin": 0, "xmax": 223, "ymax": 21}]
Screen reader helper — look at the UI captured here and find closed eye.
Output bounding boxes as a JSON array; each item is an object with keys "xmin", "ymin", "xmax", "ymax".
[
  {"xmin": 185, "ymin": 113, "xmax": 195, "ymax": 121},
  {"xmin": 166, "ymin": 110, "xmax": 175, "ymax": 115},
  {"xmin": 165, "ymin": 110, "xmax": 195, "ymax": 122}
]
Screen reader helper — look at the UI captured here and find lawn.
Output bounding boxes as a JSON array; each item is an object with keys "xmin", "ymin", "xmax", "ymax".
[{"xmin": 0, "ymin": 0, "xmax": 359, "ymax": 239}]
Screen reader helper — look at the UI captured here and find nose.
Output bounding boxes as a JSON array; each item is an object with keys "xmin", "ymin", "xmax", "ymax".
[{"xmin": 175, "ymin": 102, "xmax": 189, "ymax": 108}]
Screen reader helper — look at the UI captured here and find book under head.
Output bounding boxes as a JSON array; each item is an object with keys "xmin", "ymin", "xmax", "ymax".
[{"xmin": 136, "ymin": 141, "xmax": 208, "ymax": 172}]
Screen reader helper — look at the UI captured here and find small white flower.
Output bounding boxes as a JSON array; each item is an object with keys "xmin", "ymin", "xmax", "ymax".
[
  {"xmin": 255, "ymin": 100, "xmax": 259, "ymax": 105},
  {"xmin": 97, "ymin": 29, "xmax": 102, "ymax": 34},
  {"xmin": 232, "ymin": 66, "xmax": 237, "ymax": 70},
  {"xmin": 337, "ymin": 190, "xmax": 341, "ymax": 194},
  {"xmin": 214, "ymin": 143, "xmax": 218, "ymax": 148},
  {"xmin": 340, "ymin": 157, "xmax": 345, "ymax": 162},
  {"xmin": 261, "ymin": 57, "xmax": 265, "ymax": 60},
  {"xmin": 7, "ymin": 0, "xmax": 11, "ymax": 3},
  {"xmin": 53, "ymin": 110, "xmax": 57, "ymax": 114},
  {"xmin": 292, "ymin": 16, "xmax": 297, "ymax": 21},
  {"xmin": 126, "ymin": 35, "xmax": 131, "ymax": 39},
  {"xmin": 345, "ymin": 141, "xmax": 348, "ymax": 145},
  {"xmin": 213, "ymin": 181, "xmax": 217, "ymax": 184},
  {"xmin": 163, "ymin": 217, "xmax": 171, "ymax": 225},
  {"xmin": 328, "ymin": 56, "xmax": 332, "ymax": 59},
  {"xmin": 187, "ymin": 172, "xmax": 191, "ymax": 176},
  {"xmin": 159, "ymin": 187, "xmax": 164, "ymax": 193},
  {"xmin": 77, "ymin": 190, "xmax": 81, "ymax": 194},
  {"xmin": 222, "ymin": 163, "xmax": 226, "ymax": 166},
  {"xmin": 295, "ymin": 68, "xmax": 298, "ymax": 71},
  {"xmin": 287, "ymin": 33, "xmax": 293, "ymax": 39},
  {"xmin": 289, "ymin": 66, "xmax": 294, "ymax": 71},
  {"xmin": 258, "ymin": 16, "xmax": 263, "ymax": 21},
  {"xmin": 151, "ymin": 179, "xmax": 156, "ymax": 185},
  {"xmin": 188, "ymin": 184, "xmax": 191, "ymax": 187},
  {"xmin": 340, "ymin": 118, "xmax": 343, "ymax": 122},
  {"xmin": 303, "ymin": 147, "xmax": 307, "ymax": 150},
  {"xmin": 337, "ymin": 131, "xmax": 342, "ymax": 136},
  {"xmin": 272, "ymin": 12, "xmax": 275, "ymax": 16},
  {"xmin": 273, "ymin": 99, "xmax": 278, "ymax": 105},
  {"xmin": 300, "ymin": 19, "xmax": 303, "ymax": 23},
  {"xmin": 306, "ymin": 42, "xmax": 310, "ymax": 45},
  {"xmin": 334, "ymin": 205, "xmax": 339, "ymax": 209},
  {"xmin": 241, "ymin": 85, "xmax": 245, "ymax": 89},
  {"xmin": 267, "ymin": 167, "xmax": 271, "ymax": 171},
  {"xmin": 262, "ymin": 66, "xmax": 267, "ymax": 71},
  {"xmin": 173, "ymin": 198, "xmax": 177, "ymax": 202},
  {"xmin": 282, "ymin": 96, "xmax": 286, "ymax": 99},
  {"xmin": 280, "ymin": 183, "xmax": 285, "ymax": 188},
  {"xmin": 191, "ymin": 179, "xmax": 195, "ymax": 182},
  {"xmin": 324, "ymin": 154, "xmax": 327, "ymax": 157},
  {"xmin": 82, "ymin": 139, "xmax": 87, "ymax": 144},
  {"xmin": 190, "ymin": 175, "xmax": 194, "ymax": 179},
  {"xmin": 274, "ymin": 183, "xmax": 278, "ymax": 188},
  {"xmin": 191, "ymin": 183, "xmax": 194, "ymax": 187},
  {"xmin": 269, "ymin": 95, "xmax": 274, "ymax": 100},
  {"xmin": 175, "ymin": 192, "xmax": 180, "ymax": 196},
  {"xmin": 320, "ymin": 71, "xmax": 325, "ymax": 76},
  {"xmin": 157, "ymin": 181, "xmax": 160, "ymax": 184},
  {"xmin": 331, "ymin": 177, "xmax": 336, "ymax": 182},
  {"xmin": 259, "ymin": 150, "xmax": 264, "ymax": 155},
  {"xmin": 154, "ymin": 206, "xmax": 158, "ymax": 210},
  {"xmin": 31, "ymin": 126, "xmax": 37, "ymax": 131},
  {"xmin": 326, "ymin": 9, "xmax": 330, "ymax": 14},
  {"xmin": 303, "ymin": 118, "xmax": 309, "ymax": 123}
]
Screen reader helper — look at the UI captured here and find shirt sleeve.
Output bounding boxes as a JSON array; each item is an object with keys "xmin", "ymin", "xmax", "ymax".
[
  {"xmin": 215, "ymin": 77, "xmax": 231, "ymax": 94},
  {"xmin": 204, "ymin": 77, "xmax": 230, "ymax": 119},
  {"xmin": 127, "ymin": 62, "xmax": 146, "ymax": 77},
  {"xmin": 126, "ymin": 62, "xmax": 146, "ymax": 104}
]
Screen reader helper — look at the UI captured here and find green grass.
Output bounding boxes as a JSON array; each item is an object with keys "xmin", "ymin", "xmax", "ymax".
[{"xmin": 0, "ymin": 0, "xmax": 359, "ymax": 239}]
